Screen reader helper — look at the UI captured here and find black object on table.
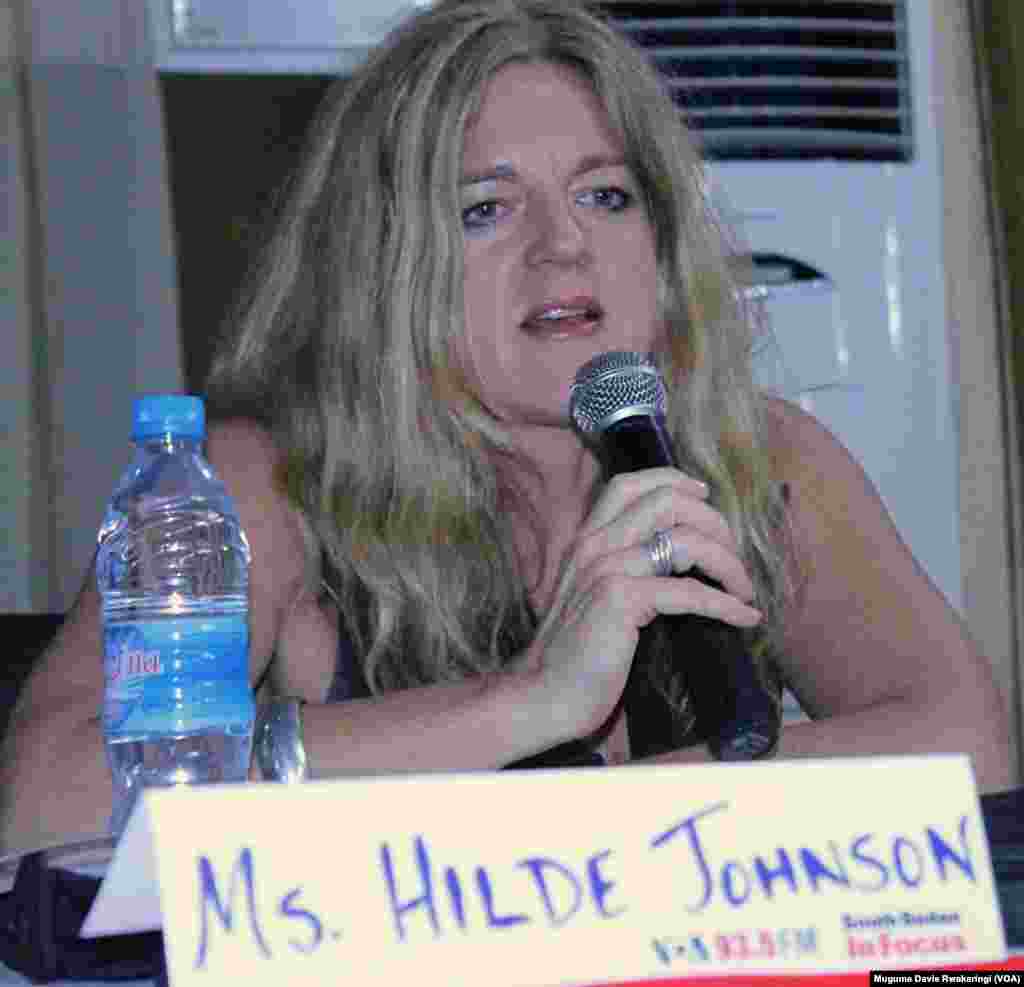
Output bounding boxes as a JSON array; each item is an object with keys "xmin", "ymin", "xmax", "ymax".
[
  {"xmin": 0, "ymin": 852, "xmax": 165, "ymax": 983},
  {"xmin": 0, "ymin": 614, "xmax": 65, "ymax": 742},
  {"xmin": 983, "ymin": 787, "xmax": 1024, "ymax": 947}
]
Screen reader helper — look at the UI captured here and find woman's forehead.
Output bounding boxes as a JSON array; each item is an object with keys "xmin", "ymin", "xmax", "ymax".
[{"xmin": 461, "ymin": 61, "xmax": 624, "ymax": 169}]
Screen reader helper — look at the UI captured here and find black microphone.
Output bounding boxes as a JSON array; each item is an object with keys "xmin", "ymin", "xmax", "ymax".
[{"xmin": 568, "ymin": 351, "xmax": 780, "ymax": 761}]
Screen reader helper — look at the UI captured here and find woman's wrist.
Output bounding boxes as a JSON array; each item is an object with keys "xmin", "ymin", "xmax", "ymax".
[{"xmin": 498, "ymin": 653, "xmax": 588, "ymax": 753}]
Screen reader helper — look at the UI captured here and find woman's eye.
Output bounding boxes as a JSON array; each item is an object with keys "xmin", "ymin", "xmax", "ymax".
[
  {"xmin": 577, "ymin": 186, "xmax": 634, "ymax": 211},
  {"xmin": 461, "ymin": 186, "xmax": 634, "ymax": 234},
  {"xmin": 462, "ymin": 200, "xmax": 505, "ymax": 231}
]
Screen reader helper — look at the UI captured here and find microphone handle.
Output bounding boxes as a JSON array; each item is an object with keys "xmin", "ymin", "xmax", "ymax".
[{"xmin": 600, "ymin": 416, "xmax": 778, "ymax": 760}]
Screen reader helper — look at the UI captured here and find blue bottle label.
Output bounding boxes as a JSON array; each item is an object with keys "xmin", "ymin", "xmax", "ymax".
[{"xmin": 103, "ymin": 614, "xmax": 254, "ymax": 738}]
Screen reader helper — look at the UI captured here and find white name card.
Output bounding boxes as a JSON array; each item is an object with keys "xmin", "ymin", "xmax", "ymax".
[{"xmin": 82, "ymin": 754, "xmax": 1005, "ymax": 986}]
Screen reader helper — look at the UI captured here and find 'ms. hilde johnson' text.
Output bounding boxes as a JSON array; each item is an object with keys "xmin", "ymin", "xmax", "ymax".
[{"xmin": 189, "ymin": 796, "xmax": 985, "ymax": 971}]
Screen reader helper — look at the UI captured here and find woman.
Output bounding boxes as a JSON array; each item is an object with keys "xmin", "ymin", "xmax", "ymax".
[{"xmin": 0, "ymin": 0, "xmax": 1011, "ymax": 854}]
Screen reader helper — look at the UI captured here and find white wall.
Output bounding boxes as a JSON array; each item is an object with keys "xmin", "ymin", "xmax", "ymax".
[
  {"xmin": 5, "ymin": 0, "xmax": 185, "ymax": 611},
  {"xmin": 1, "ymin": 0, "xmax": 49, "ymax": 610},
  {"xmin": 936, "ymin": 0, "xmax": 1022, "ymax": 777}
]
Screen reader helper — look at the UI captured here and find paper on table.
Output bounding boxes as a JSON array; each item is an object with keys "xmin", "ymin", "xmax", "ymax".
[
  {"xmin": 82, "ymin": 755, "xmax": 1005, "ymax": 987},
  {"xmin": 80, "ymin": 808, "xmax": 161, "ymax": 937}
]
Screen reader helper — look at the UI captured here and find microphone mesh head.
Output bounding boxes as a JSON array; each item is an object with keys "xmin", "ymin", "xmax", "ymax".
[{"xmin": 569, "ymin": 351, "xmax": 666, "ymax": 434}]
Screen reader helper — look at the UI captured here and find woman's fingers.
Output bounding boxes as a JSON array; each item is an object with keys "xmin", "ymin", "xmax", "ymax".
[
  {"xmin": 584, "ymin": 481, "xmax": 734, "ymax": 553},
  {"xmin": 613, "ymin": 526, "xmax": 757, "ymax": 602},
  {"xmin": 583, "ymin": 468, "xmax": 709, "ymax": 531},
  {"xmin": 643, "ymin": 574, "xmax": 763, "ymax": 627},
  {"xmin": 585, "ymin": 572, "xmax": 763, "ymax": 632},
  {"xmin": 575, "ymin": 472, "xmax": 755, "ymax": 605},
  {"xmin": 532, "ymin": 568, "xmax": 762, "ymax": 739}
]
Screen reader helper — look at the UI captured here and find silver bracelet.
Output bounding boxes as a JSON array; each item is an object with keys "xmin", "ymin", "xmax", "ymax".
[{"xmin": 254, "ymin": 698, "xmax": 309, "ymax": 783}]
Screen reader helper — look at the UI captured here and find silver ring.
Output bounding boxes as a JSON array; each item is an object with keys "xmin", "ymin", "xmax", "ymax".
[{"xmin": 648, "ymin": 529, "xmax": 675, "ymax": 577}]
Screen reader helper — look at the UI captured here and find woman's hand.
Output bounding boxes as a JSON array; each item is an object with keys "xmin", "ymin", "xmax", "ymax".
[{"xmin": 524, "ymin": 467, "xmax": 763, "ymax": 742}]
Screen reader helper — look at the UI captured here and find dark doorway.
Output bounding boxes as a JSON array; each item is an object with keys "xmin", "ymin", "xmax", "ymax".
[{"xmin": 159, "ymin": 73, "xmax": 335, "ymax": 392}]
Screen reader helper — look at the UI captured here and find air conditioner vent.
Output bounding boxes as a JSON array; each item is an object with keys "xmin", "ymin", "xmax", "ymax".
[{"xmin": 595, "ymin": 1, "xmax": 913, "ymax": 162}]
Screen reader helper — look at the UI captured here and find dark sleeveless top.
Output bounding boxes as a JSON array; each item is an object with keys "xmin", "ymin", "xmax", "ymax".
[{"xmin": 326, "ymin": 620, "xmax": 371, "ymax": 705}]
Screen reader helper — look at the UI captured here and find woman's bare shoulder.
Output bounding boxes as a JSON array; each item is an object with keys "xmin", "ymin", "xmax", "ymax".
[
  {"xmin": 206, "ymin": 418, "xmax": 281, "ymax": 479},
  {"xmin": 206, "ymin": 419, "xmax": 308, "ymax": 530},
  {"xmin": 206, "ymin": 419, "xmax": 341, "ymax": 701},
  {"xmin": 759, "ymin": 392, "xmax": 898, "ymax": 572},
  {"xmin": 759, "ymin": 394, "xmax": 870, "ymax": 525},
  {"xmin": 758, "ymin": 394, "xmax": 982, "ymax": 712},
  {"xmin": 761, "ymin": 394, "xmax": 840, "ymax": 470},
  {"xmin": 207, "ymin": 419, "xmax": 317, "ymax": 667},
  {"xmin": 205, "ymin": 416, "xmax": 310, "ymax": 566}
]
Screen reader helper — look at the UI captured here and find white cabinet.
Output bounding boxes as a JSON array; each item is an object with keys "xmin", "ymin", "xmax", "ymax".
[
  {"xmin": 708, "ymin": 0, "xmax": 961, "ymax": 613},
  {"xmin": 149, "ymin": 0, "xmax": 433, "ymax": 73}
]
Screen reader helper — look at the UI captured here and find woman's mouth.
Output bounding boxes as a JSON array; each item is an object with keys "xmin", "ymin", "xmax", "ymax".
[{"xmin": 520, "ymin": 302, "xmax": 604, "ymax": 338}]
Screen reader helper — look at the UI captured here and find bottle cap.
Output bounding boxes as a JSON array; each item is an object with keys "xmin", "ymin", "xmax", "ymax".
[{"xmin": 132, "ymin": 394, "xmax": 206, "ymax": 440}]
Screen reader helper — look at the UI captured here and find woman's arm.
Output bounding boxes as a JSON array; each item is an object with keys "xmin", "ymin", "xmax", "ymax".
[
  {"xmin": 0, "ymin": 421, "xmax": 313, "ymax": 852},
  {"xmin": 0, "ymin": 421, "xmax": 562, "ymax": 854},
  {"xmin": 647, "ymin": 397, "xmax": 1014, "ymax": 793}
]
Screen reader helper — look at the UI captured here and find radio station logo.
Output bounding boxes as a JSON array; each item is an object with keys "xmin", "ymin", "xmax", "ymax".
[{"xmin": 105, "ymin": 626, "xmax": 164, "ymax": 685}]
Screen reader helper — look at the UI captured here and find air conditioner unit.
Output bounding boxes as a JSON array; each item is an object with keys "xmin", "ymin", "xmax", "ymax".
[
  {"xmin": 149, "ymin": 0, "xmax": 433, "ymax": 72},
  {"xmin": 605, "ymin": 0, "xmax": 960, "ymax": 616}
]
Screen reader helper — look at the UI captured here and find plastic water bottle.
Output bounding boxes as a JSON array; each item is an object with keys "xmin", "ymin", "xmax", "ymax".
[{"xmin": 96, "ymin": 395, "xmax": 254, "ymax": 836}]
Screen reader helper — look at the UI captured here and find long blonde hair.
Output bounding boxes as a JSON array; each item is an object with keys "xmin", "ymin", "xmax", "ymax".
[{"xmin": 206, "ymin": 0, "xmax": 795, "ymax": 714}]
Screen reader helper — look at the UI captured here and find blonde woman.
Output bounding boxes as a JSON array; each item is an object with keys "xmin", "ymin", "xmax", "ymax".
[{"xmin": 2, "ymin": 0, "xmax": 1011, "ymax": 854}]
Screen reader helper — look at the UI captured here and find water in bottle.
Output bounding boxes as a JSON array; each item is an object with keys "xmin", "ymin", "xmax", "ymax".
[{"xmin": 96, "ymin": 395, "xmax": 254, "ymax": 836}]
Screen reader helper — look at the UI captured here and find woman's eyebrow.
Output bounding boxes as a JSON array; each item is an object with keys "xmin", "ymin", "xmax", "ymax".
[
  {"xmin": 459, "ymin": 153, "xmax": 628, "ymax": 188},
  {"xmin": 460, "ymin": 162, "xmax": 517, "ymax": 187}
]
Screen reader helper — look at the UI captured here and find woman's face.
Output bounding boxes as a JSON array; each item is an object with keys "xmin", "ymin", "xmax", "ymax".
[{"xmin": 457, "ymin": 61, "xmax": 662, "ymax": 427}]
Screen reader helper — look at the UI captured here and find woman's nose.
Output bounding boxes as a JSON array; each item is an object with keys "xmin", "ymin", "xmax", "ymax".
[{"xmin": 524, "ymin": 195, "xmax": 592, "ymax": 268}]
